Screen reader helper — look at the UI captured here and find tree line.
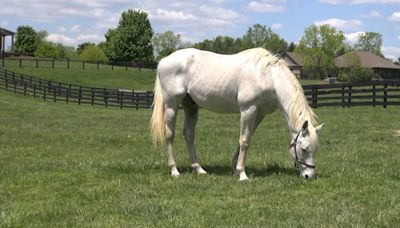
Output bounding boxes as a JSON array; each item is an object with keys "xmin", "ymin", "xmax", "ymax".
[{"xmin": 10, "ymin": 9, "xmax": 400, "ymax": 80}]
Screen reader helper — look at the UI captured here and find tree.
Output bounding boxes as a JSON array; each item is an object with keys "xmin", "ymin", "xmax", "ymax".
[
  {"xmin": 193, "ymin": 36, "xmax": 239, "ymax": 54},
  {"xmin": 79, "ymin": 45, "xmax": 108, "ymax": 62},
  {"xmin": 287, "ymin": 42, "xmax": 297, "ymax": 52},
  {"xmin": 241, "ymin": 24, "xmax": 287, "ymax": 55},
  {"xmin": 14, "ymin": 26, "xmax": 37, "ymax": 55},
  {"xmin": 77, "ymin": 42, "xmax": 95, "ymax": 55},
  {"xmin": 295, "ymin": 24, "xmax": 345, "ymax": 79},
  {"xmin": 152, "ymin": 31, "xmax": 182, "ymax": 60},
  {"xmin": 104, "ymin": 10, "xmax": 153, "ymax": 62},
  {"xmin": 242, "ymin": 24, "xmax": 272, "ymax": 48},
  {"xmin": 355, "ymin": 32, "xmax": 383, "ymax": 56},
  {"xmin": 35, "ymin": 41, "xmax": 58, "ymax": 58}
]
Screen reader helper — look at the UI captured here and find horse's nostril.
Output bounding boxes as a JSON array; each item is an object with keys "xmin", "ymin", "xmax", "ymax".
[{"xmin": 304, "ymin": 174, "xmax": 309, "ymax": 179}]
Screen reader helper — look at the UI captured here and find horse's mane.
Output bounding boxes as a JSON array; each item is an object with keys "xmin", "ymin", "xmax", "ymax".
[{"xmin": 240, "ymin": 48, "xmax": 318, "ymax": 134}]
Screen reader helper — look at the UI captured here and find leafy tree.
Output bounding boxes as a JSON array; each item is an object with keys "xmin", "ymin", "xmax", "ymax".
[
  {"xmin": 64, "ymin": 46, "xmax": 78, "ymax": 60},
  {"xmin": 35, "ymin": 30, "xmax": 48, "ymax": 47},
  {"xmin": 242, "ymin": 24, "xmax": 272, "ymax": 48},
  {"xmin": 295, "ymin": 24, "xmax": 345, "ymax": 79},
  {"xmin": 77, "ymin": 42, "xmax": 95, "ymax": 55},
  {"xmin": 263, "ymin": 33, "xmax": 288, "ymax": 56},
  {"xmin": 241, "ymin": 24, "xmax": 287, "ymax": 55},
  {"xmin": 35, "ymin": 41, "xmax": 58, "ymax": 59},
  {"xmin": 14, "ymin": 26, "xmax": 37, "ymax": 55},
  {"xmin": 104, "ymin": 10, "xmax": 154, "ymax": 62},
  {"xmin": 152, "ymin": 31, "xmax": 182, "ymax": 59},
  {"xmin": 193, "ymin": 36, "xmax": 239, "ymax": 54},
  {"xmin": 287, "ymin": 42, "xmax": 297, "ymax": 52},
  {"xmin": 79, "ymin": 45, "xmax": 108, "ymax": 62},
  {"xmin": 395, "ymin": 57, "xmax": 400, "ymax": 65},
  {"xmin": 355, "ymin": 32, "xmax": 383, "ymax": 56}
]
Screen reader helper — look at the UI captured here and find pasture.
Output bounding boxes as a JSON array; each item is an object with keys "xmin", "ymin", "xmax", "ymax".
[{"xmin": 1, "ymin": 90, "xmax": 400, "ymax": 226}]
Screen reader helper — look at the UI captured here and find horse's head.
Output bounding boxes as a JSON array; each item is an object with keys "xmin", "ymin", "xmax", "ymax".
[{"xmin": 289, "ymin": 120, "xmax": 323, "ymax": 179}]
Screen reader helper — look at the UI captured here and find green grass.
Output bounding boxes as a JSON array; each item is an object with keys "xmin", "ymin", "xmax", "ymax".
[
  {"xmin": 1, "ymin": 91, "xmax": 400, "ymax": 227},
  {"xmin": 2, "ymin": 59, "xmax": 156, "ymax": 90}
]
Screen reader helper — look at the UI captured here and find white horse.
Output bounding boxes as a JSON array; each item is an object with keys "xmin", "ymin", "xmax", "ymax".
[{"xmin": 150, "ymin": 48, "xmax": 323, "ymax": 181}]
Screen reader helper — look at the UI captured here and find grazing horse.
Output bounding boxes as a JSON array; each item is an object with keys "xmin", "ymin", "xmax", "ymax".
[{"xmin": 150, "ymin": 48, "xmax": 323, "ymax": 181}]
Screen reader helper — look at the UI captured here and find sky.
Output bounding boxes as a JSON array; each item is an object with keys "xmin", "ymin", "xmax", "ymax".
[{"xmin": 0, "ymin": 0, "xmax": 400, "ymax": 60}]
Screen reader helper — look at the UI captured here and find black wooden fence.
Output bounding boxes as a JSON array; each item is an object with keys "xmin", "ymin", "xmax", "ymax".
[
  {"xmin": 0, "ymin": 68, "xmax": 153, "ymax": 109},
  {"xmin": 303, "ymin": 81, "xmax": 400, "ymax": 108},
  {"xmin": 1, "ymin": 67, "xmax": 400, "ymax": 109}
]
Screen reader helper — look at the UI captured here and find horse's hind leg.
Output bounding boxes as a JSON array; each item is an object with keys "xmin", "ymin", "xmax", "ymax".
[
  {"xmin": 183, "ymin": 96, "xmax": 207, "ymax": 174},
  {"xmin": 165, "ymin": 103, "xmax": 180, "ymax": 176}
]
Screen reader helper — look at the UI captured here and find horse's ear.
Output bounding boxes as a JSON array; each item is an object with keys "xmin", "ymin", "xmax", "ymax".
[
  {"xmin": 315, "ymin": 124, "xmax": 323, "ymax": 134},
  {"xmin": 301, "ymin": 121, "xmax": 309, "ymax": 135}
]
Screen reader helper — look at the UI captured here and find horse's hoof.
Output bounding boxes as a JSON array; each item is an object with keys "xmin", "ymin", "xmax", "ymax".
[
  {"xmin": 171, "ymin": 167, "xmax": 180, "ymax": 176},
  {"xmin": 239, "ymin": 173, "xmax": 249, "ymax": 181},
  {"xmin": 196, "ymin": 168, "xmax": 207, "ymax": 174}
]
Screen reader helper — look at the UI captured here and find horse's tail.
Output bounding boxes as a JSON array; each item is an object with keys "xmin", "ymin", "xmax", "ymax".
[{"xmin": 150, "ymin": 75, "xmax": 166, "ymax": 146}]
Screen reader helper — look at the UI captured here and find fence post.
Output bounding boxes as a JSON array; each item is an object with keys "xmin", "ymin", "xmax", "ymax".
[
  {"xmin": 383, "ymin": 83, "xmax": 388, "ymax": 108},
  {"xmin": 347, "ymin": 85, "xmax": 352, "ymax": 107},
  {"xmin": 104, "ymin": 89, "xmax": 108, "ymax": 108},
  {"xmin": 311, "ymin": 87, "xmax": 318, "ymax": 108},
  {"xmin": 125, "ymin": 62, "xmax": 128, "ymax": 71},
  {"xmin": 19, "ymin": 59, "xmax": 22, "ymax": 68},
  {"xmin": 12, "ymin": 72, "xmax": 16, "ymax": 94},
  {"xmin": 36, "ymin": 59, "xmax": 38, "ymax": 68},
  {"xmin": 119, "ymin": 91, "xmax": 123, "ymax": 109},
  {"xmin": 67, "ymin": 59, "xmax": 70, "ymax": 69},
  {"xmin": 111, "ymin": 63, "xmax": 114, "ymax": 70},
  {"xmin": 134, "ymin": 92, "xmax": 138, "ymax": 110},
  {"xmin": 66, "ymin": 84, "xmax": 71, "ymax": 103},
  {"xmin": 33, "ymin": 84, "xmax": 36, "ymax": 98},
  {"xmin": 82, "ymin": 61, "xmax": 85, "ymax": 69},
  {"xmin": 91, "ymin": 88, "xmax": 94, "ymax": 106},
  {"xmin": 97, "ymin": 62, "xmax": 99, "ymax": 70},
  {"xmin": 341, "ymin": 86, "xmax": 345, "ymax": 108},
  {"xmin": 372, "ymin": 84, "xmax": 376, "ymax": 107},
  {"xmin": 78, "ymin": 86, "xmax": 82, "ymax": 105},
  {"xmin": 52, "ymin": 60, "xmax": 55, "ymax": 69},
  {"xmin": 4, "ymin": 70, "xmax": 8, "ymax": 91},
  {"xmin": 1, "ymin": 57, "xmax": 4, "ymax": 67}
]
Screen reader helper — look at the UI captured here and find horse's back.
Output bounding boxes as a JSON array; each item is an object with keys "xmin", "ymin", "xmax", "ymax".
[{"xmin": 157, "ymin": 48, "xmax": 277, "ymax": 113}]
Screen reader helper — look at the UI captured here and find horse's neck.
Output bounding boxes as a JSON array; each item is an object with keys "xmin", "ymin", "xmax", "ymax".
[{"xmin": 272, "ymin": 66, "xmax": 298, "ymax": 132}]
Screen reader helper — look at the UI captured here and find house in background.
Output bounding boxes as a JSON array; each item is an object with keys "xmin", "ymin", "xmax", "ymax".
[
  {"xmin": 335, "ymin": 51, "xmax": 400, "ymax": 80},
  {"xmin": 0, "ymin": 27, "xmax": 15, "ymax": 58},
  {"xmin": 282, "ymin": 52, "xmax": 304, "ymax": 77},
  {"xmin": 283, "ymin": 50, "xmax": 400, "ymax": 80}
]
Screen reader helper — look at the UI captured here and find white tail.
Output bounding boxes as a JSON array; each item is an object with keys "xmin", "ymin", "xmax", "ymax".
[{"xmin": 150, "ymin": 76, "xmax": 166, "ymax": 145}]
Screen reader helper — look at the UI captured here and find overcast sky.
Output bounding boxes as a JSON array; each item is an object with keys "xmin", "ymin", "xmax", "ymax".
[{"xmin": 0, "ymin": 0, "xmax": 399, "ymax": 60}]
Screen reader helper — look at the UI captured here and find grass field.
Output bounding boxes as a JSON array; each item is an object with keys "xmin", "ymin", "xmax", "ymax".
[
  {"xmin": 1, "ymin": 89, "xmax": 400, "ymax": 226},
  {"xmin": 2, "ymin": 60, "xmax": 156, "ymax": 90}
]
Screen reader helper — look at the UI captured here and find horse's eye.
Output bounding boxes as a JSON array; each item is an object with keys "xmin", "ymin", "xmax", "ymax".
[{"xmin": 302, "ymin": 149, "xmax": 307, "ymax": 153}]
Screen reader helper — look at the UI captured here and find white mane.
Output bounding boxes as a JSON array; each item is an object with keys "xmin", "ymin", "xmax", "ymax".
[{"xmin": 243, "ymin": 48, "xmax": 318, "ymax": 131}]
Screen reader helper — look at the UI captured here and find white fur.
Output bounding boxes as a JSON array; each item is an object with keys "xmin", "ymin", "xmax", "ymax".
[{"xmin": 150, "ymin": 48, "xmax": 322, "ymax": 180}]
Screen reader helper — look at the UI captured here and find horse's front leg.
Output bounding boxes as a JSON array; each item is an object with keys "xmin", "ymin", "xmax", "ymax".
[{"xmin": 236, "ymin": 106, "xmax": 258, "ymax": 181}]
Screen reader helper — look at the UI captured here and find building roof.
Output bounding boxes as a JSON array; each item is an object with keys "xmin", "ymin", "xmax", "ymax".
[
  {"xmin": 335, "ymin": 51, "xmax": 400, "ymax": 69},
  {"xmin": 283, "ymin": 52, "xmax": 304, "ymax": 67},
  {"xmin": 0, "ymin": 27, "xmax": 15, "ymax": 36}
]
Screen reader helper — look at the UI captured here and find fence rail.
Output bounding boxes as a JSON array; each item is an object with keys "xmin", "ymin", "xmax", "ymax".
[
  {"xmin": 0, "ymin": 57, "xmax": 157, "ymax": 71},
  {"xmin": 1, "ymin": 67, "xmax": 400, "ymax": 109},
  {"xmin": 0, "ymin": 68, "xmax": 153, "ymax": 109},
  {"xmin": 303, "ymin": 81, "xmax": 400, "ymax": 108}
]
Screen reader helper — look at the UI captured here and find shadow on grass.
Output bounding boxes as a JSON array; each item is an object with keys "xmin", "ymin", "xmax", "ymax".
[{"xmin": 180, "ymin": 162, "xmax": 297, "ymax": 177}]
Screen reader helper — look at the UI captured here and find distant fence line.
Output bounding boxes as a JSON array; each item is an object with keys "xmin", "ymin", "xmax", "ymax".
[
  {"xmin": 0, "ymin": 68, "xmax": 153, "ymax": 109},
  {"xmin": 0, "ymin": 57, "xmax": 157, "ymax": 71},
  {"xmin": 1, "ymin": 67, "xmax": 400, "ymax": 109}
]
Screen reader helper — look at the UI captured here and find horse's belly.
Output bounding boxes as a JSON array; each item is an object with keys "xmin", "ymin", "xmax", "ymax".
[{"xmin": 188, "ymin": 90, "xmax": 239, "ymax": 113}]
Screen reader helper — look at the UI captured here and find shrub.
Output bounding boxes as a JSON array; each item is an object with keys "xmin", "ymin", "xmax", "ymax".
[{"xmin": 338, "ymin": 66, "xmax": 374, "ymax": 82}]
